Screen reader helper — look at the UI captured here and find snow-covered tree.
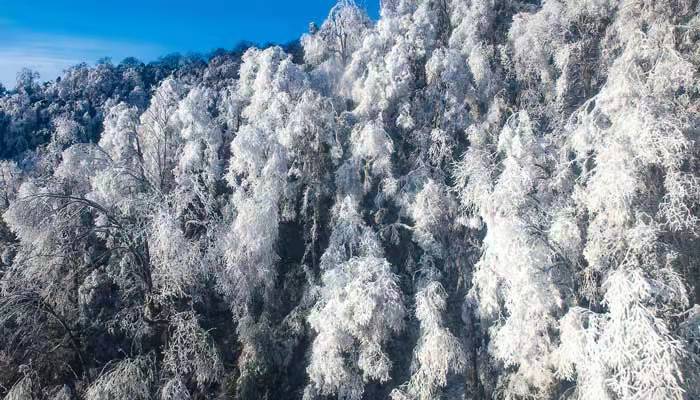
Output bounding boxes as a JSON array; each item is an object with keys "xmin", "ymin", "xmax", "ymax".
[
  {"xmin": 391, "ymin": 281, "xmax": 465, "ymax": 400},
  {"xmin": 163, "ymin": 311, "xmax": 224, "ymax": 390},
  {"xmin": 307, "ymin": 256, "xmax": 405, "ymax": 400},
  {"xmin": 85, "ymin": 357, "xmax": 154, "ymax": 400},
  {"xmin": 303, "ymin": 0, "xmax": 372, "ymax": 67},
  {"xmin": 217, "ymin": 46, "xmax": 306, "ymax": 313},
  {"xmin": 456, "ymin": 112, "xmax": 566, "ymax": 398},
  {"xmin": 0, "ymin": 161, "xmax": 21, "ymax": 211},
  {"xmin": 552, "ymin": 2, "xmax": 700, "ymax": 397},
  {"xmin": 172, "ymin": 86, "xmax": 223, "ymax": 220},
  {"xmin": 138, "ymin": 77, "xmax": 186, "ymax": 192}
]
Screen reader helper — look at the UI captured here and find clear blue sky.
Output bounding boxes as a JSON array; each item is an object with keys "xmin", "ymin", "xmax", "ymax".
[{"xmin": 0, "ymin": 0, "xmax": 380, "ymax": 88}]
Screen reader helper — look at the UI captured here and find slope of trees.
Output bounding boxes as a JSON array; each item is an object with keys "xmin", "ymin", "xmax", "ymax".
[{"xmin": 0, "ymin": 1, "xmax": 699, "ymax": 399}]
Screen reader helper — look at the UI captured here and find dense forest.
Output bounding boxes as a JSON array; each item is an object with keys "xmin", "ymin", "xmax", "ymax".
[{"xmin": 1, "ymin": 0, "xmax": 699, "ymax": 399}]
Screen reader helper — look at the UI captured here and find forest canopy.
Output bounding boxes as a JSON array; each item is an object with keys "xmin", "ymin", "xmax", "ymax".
[{"xmin": 0, "ymin": 1, "xmax": 699, "ymax": 399}]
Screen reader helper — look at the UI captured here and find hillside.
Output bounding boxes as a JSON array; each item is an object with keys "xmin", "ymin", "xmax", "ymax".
[{"xmin": 1, "ymin": 1, "xmax": 699, "ymax": 399}]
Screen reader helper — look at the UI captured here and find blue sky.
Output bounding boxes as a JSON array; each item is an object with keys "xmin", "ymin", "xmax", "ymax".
[{"xmin": 0, "ymin": 0, "xmax": 380, "ymax": 89}]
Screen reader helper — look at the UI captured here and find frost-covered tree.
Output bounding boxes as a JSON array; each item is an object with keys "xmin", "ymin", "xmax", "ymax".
[
  {"xmin": 552, "ymin": 1, "xmax": 700, "ymax": 397},
  {"xmin": 307, "ymin": 256, "xmax": 405, "ymax": 400},
  {"xmin": 172, "ymin": 86, "xmax": 223, "ymax": 220},
  {"xmin": 306, "ymin": 196, "xmax": 402, "ymax": 399},
  {"xmin": 302, "ymin": 0, "xmax": 371, "ymax": 67},
  {"xmin": 0, "ymin": 161, "xmax": 21, "ymax": 211},
  {"xmin": 138, "ymin": 77, "xmax": 186, "ymax": 192},
  {"xmin": 217, "ymin": 46, "xmax": 304, "ymax": 313},
  {"xmin": 456, "ymin": 112, "xmax": 567, "ymax": 398},
  {"xmin": 85, "ymin": 357, "xmax": 154, "ymax": 400},
  {"xmin": 162, "ymin": 311, "xmax": 224, "ymax": 393},
  {"xmin": 391, "ymin": 281, "xmax": 465, "ymax": 400}
]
